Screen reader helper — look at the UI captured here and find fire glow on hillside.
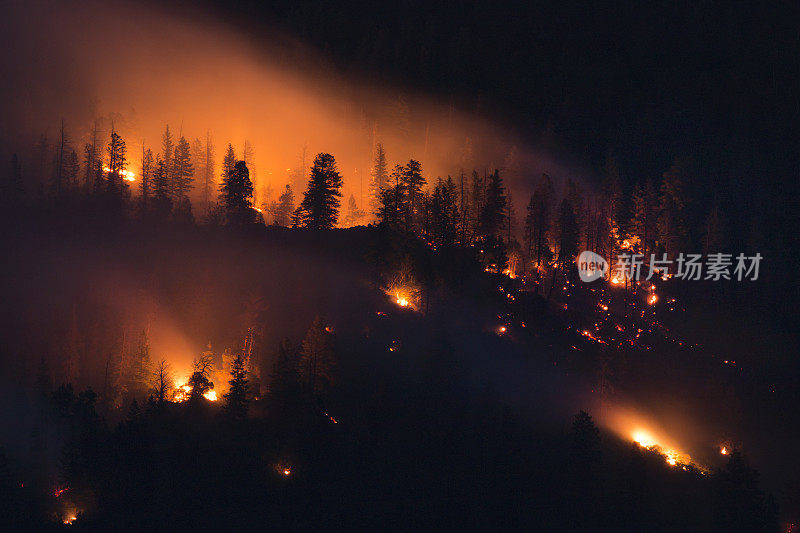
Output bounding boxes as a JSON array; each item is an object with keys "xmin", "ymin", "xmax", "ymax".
[{"xmin": 172, "ymin": 376, "xmax": 218, "ymax": 402}]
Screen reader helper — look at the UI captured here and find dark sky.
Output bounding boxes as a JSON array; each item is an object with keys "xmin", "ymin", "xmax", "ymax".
[{"xmin": 200, "ymin": 0, "xmax": 800, "ymax": 187}]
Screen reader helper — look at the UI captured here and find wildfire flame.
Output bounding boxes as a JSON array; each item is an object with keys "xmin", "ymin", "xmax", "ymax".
[
  {"xmin": 632, "ymin": 429, "xmax": 694, "ymax": 468},
  {"xmin": 172, "ymin": 379, "xmax": 218, "ymax": 402},
  {"xmin": 102, "ymin": 166, "xmax": 136, "ymax": 181}
]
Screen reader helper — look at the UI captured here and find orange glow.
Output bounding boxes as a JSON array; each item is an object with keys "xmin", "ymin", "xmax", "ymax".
[
  {"xmin": 204, "ymin": 390, "xmax": 217, "ymax": 401},
  {"xmin": 6, "ymin": 0, "xmax": 547, "ymax": 224},
  {"xmin": 631, "ymin": 428, "xmax": 695, "ymax": 469},
  {"xmin": 720, "ymin": 446, "xmax": 728, "ymax": 455},
  {"xmin": 103, "ymin": 166, "xmax": 136, "ymax": 181},
  {"xmin": 173, "ymin": 382, "xmax": 192, "ymax": 403}
]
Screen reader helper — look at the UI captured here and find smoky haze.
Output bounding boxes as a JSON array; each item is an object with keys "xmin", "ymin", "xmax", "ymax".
[{"xmin": 1, "ymin": 0, "xmax": 591, "ymax": 210}]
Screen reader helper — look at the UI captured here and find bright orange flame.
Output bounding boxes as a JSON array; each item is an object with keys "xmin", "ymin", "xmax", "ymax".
[
  {"xmin": 102, "ymin": 166, "xmax": 136, "ymax": 181},
  {"xmin": 631, "ymin": 429, "xmax": 694, "ymax": 469},
  {"xmin": 173, "ymin": 382, "xmax": 192, "ymax": 402},
  {"xmin": 720, "ymin": 446, "xmax": 728, "ymax": 455},
  {"xmin": 283, "ymin": 467, "xmax": 291, "ymax": 476},
  {"xmin": 204, "ymin": 390, "xmax": 217, "ymax": 401}
]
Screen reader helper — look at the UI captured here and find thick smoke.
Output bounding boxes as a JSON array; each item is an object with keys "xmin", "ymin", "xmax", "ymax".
[{"xmin": 1, "ymin": 0, "xmax": 591, "ymax": 207}]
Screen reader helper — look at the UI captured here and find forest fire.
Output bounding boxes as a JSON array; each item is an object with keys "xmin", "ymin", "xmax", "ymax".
[
  {"xmin": 102, "ymin": 166, "xmax": 136, "ymax": 181},
  {"xmin": 0, "ymin": 0, "xmax": 791, "ymax": 528},
  {"xmin": 172, "ymin": 378, "xmax": 218, "ymax": 402},
  {"xmin": 388, "ymin": 287, "xmax": 417, "ymax": 310},
  {"xmin": 631, "ymin": 429, "xmax": 696, "ymax": 469}
]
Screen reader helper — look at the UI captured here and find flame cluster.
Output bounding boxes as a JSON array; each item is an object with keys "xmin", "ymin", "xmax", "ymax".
[
  {"xmin": 102, "ymin": 166, "xmax": 136, "ymax": 182},
  {"xmin": 631, "ymin": 429, "xmax": 695, "ymax": 468},
  {"xmin": 172, "ymin": 378, "xmax": 218, "ymax": 402}
]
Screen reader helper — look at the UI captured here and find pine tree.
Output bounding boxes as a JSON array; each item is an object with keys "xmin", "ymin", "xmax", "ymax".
[
  {"xmin": 524, "ymin": 173, "xmax": 555, "ymax": 269},
  {"xmin": 172, "ymin": 136, "xmax": 194, "ymax": 203},
  {"xmin": 152, "ymin": 156, "xmax": 172, "ymax": 217},
  {"xmin": 220, "ymin": 144, "xmax": 236, "ymax": 195},
  {"xmin": 369, "ymin": 143, "xmax": 388, "ymax": 216},
  {"xmin": 221, "ymin": 160, "xmax": 255, "ymax": 226},
  {"xmin": 243, "ymin": 140, "xmax": 257, "ymax": 203},
  {"xmin": 430, "ymin": 176, "xmax": 458, "ymax": 246},
  {"xmin": 269, "ymin": 184, "xmax": 295, "ymax": 227},
  {"xmin": 161, "ymin": 125, "xmax": 174, "ymax": 196},
  {"xmin": 479, "ymin": 169, "xmax": 507, "ymax": 239},
  {"xmin": 223, "ymin": 352, "xmax": 249, "ymax": 420},
  {"xmin": 377, "ymin": 164, "xmax": 405, "ymax": 229},
  {"xmin": 294, "ymin": 153, "xmax": 343, "ymax": 230},
  {"xmin": 298, "ymin": 317, "xmax": 336, "ymax": 395},
  {"xmin": 401, "ymin": 159, "xmax": 425, "ymax": 231},
  {"xmin": 140, "ymin": 148, "xmax": 154, "ymax": 211},
  {"xmin": 105, "ymin": 130, "xmax": 128, "ymax": 202},
  {"xmin": 192, "ymin": 132, "xmax": 215, "ymax": 216}
]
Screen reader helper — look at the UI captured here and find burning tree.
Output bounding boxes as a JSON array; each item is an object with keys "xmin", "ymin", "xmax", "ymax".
[
  {"xmin": 384, "ymin": 258, "xmax": 421, "ymax": 311},
  {"xmin": 188, "ymin": 352, "xmax": 214, "ymax": 402}
]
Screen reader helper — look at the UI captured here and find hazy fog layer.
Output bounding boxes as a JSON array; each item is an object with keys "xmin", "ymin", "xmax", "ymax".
[{"xmin": 1, "ymin": 0, "xmax": 590, "ymax": 209}]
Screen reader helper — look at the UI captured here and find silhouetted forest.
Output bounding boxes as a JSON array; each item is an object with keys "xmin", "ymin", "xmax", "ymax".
[
  {"xmin": 0, "ymin": 120, "xmax": 792, "ymax": 530},
  {"xmin": 1, "ymin": 0, "xmax": 799, "ymax": 529}
]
